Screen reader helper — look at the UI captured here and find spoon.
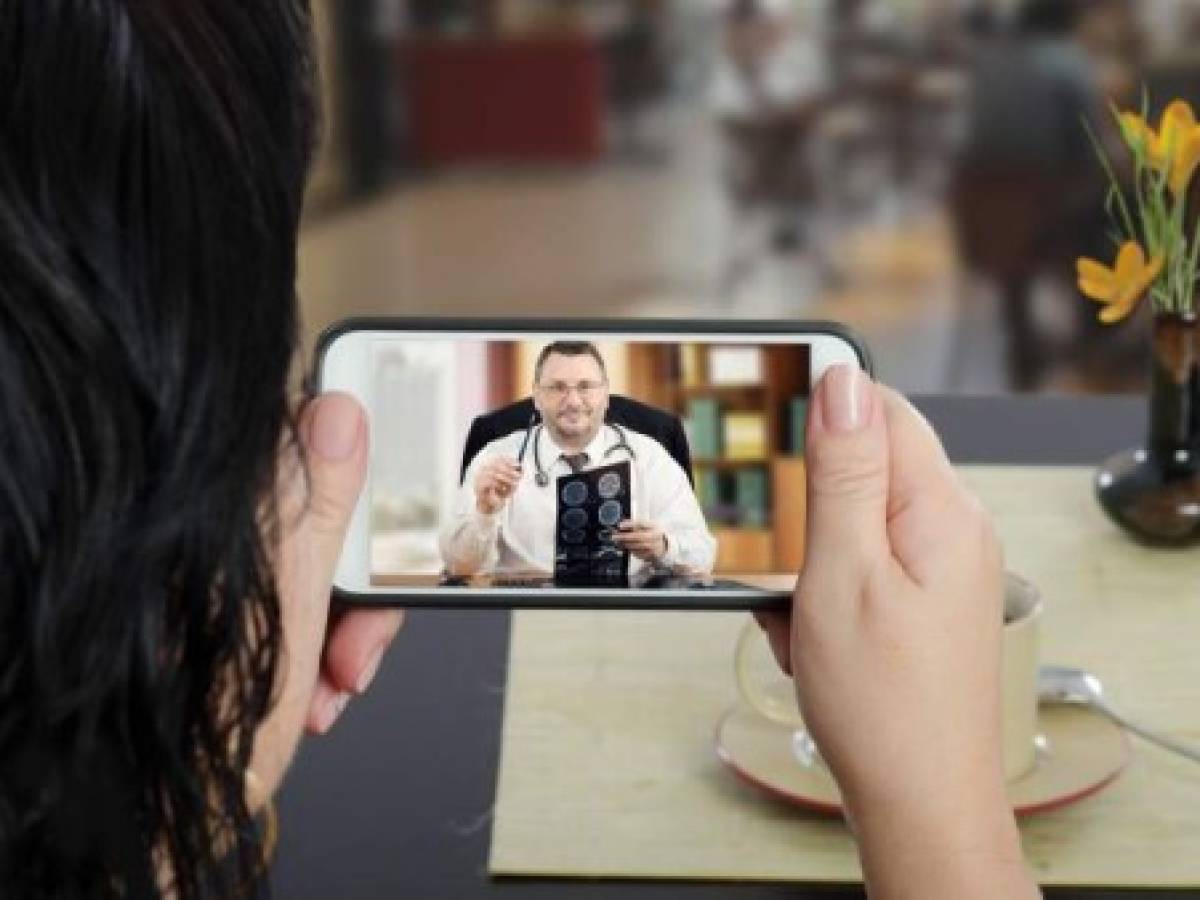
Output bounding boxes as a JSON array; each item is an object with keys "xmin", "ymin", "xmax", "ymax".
[{"xmin": 1038, "ymin": 665, "xmax": 1200, "ymax": 764}]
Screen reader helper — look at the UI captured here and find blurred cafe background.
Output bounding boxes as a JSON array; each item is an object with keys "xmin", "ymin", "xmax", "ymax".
[{"xmin": 303, "ymin": 0, "xmax": 1200, "ymax": 394}]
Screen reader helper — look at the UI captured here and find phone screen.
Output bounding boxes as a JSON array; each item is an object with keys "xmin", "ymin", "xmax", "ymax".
[{"xmin": 321, "ymin": 323, "xmax": 866, "ymax": 606}]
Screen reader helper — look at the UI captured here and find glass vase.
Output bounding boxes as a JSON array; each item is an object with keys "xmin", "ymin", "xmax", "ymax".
[{"xmin": 1096, "ymin": 312, "xmax": 1200, "ymax": 545}]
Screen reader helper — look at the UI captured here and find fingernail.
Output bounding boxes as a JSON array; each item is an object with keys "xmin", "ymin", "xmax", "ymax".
[
  {"xmin": 322, "ymin": 692, "xmax": 351, "ymax": 732},
  {"xmin": 311, "ymin": 396, "xmax": 361, "ymax": 461},
  {"xmin": 821, "ymin": 365, "xmax": 872, "ymax": 433},
  {"xmin": 356, "ymin": 645, "xmax": 386, "ymax": 694}
]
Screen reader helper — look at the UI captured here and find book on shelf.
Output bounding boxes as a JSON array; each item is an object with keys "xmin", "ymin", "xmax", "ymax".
[
  {"xmin": 679, "ymin": 344, "xmax": 702, "ymax": 388},
  {"xmin": 723, "ymin": 411, "xmax": 767, "ymax": 460},
  {"xmin": 699, "ymin": 470, "xmax": 743, "ymax": 526},
  {"xmin": 707, "ymin": 345, "xmax": 763, "ymax": 385},
  {"xmin": 687, "ymin": 397, "xmax": 722, "ymax": 458},
  {"xmin": 735, "ymin": 467, "xmax": 769, "ymax": 528},
  {"xmin": 696, "ymin": 468, "xmax": 722, "ymax": 515},
  {"xmin": 789, "ymin": 396, "xmax": 808, "ymax": 456}
]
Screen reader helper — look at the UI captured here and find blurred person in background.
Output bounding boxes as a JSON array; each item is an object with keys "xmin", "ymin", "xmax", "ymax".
[
  {"xmin": 961, "ymin": 0, "xmax": 1103, "ymax": 175},
  {"xmin": 952, "ymin": 0, "xmax": 1134, "ymax": 389},
  {"xmin": 604, "ymin": 0, "xmax": 674, "ymax": 159}
]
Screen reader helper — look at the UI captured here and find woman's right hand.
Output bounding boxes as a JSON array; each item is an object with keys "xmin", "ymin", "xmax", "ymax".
[{"xmin": 757, "ymin": 367, "xmax": 1040, "ymax": 899}]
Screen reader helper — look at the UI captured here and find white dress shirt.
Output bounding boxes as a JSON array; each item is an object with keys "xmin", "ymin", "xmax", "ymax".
[{"xmin": 440, "ymin": 424, "xmax": 717, "ymax": 577}]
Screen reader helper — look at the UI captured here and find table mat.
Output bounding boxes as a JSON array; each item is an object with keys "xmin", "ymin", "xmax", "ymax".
[{"xmin": 489, "ymin": 466, "xmax": 1200, "ymax": 886}]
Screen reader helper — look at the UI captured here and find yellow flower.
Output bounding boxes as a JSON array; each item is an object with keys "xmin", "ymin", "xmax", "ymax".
[
  {"xmin": 1120, "ymin": 113, "xmax": 1162, "ymax": 166},
  {"xmin": 1172, "ymin": 128, "xmax": 1200, "ymax": 196},
  {"xmin": 1121, "ymin": 100, "xmax": 1200, "ymax": 196},
  {"xmin": 1077, "ymin": 241, "xmax": 1165, "ymax": 323}
]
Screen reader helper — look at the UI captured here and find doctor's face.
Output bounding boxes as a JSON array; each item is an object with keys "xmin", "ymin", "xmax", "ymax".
[{"xmin": 534, "ymin": 352, "xmax": 609, "ymax": 446}]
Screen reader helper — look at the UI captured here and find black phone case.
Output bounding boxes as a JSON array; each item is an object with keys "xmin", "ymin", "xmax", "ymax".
[{"xmin": 313, "ymin": 316, "xmax": 873, "ymax": 611}]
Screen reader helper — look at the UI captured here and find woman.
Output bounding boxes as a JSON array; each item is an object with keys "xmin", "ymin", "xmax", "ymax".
[
  {"xmin": 0, "ymin": 1, "xmax": 1037, "ymax": 897},
  {"xmin": 0, "ymin": 2, "xmax": 399, "ymax": 896}
]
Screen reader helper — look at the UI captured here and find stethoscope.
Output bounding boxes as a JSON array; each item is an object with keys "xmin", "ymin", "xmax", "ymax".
[{"xmin": 516, "ymin": 414, "xmax": 637, "ymax": 487}]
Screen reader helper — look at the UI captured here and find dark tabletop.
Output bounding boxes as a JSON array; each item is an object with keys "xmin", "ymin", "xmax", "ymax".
[{"xmin": 273, "ymin": 395, "xmax": 1181, "ymax": 899}]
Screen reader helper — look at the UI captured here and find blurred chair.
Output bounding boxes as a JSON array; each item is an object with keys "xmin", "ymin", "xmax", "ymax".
[
  {"xmin": 833, "ymin": 36, "xmax": 919, "ymax": 189},
  {"xmin": 602, "ymin": 0, "xmax": 673, "ymax": 159},
  {"xmin": 715, "ymin": 101, "xmax": 826, "ymax": 297},
  {"xmin": 713, "ymin": 2, "xmax": 831, "ymax": 292},
  {"xmin": 810, "ymin": 100, "xmax": 875, "ymax": 212},
  {"xmin": 908, "ymin": 64, "xmax": 969, "ymax": 192},
  {"xmin": 719, "ymin": 103, "xmax": 823, "ymax": 219}
]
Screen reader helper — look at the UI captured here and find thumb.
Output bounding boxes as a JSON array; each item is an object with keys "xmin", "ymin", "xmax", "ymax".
[
  {"xmin": 298, "ymin": 392, "xmax": 368, "ymax": 567},
  {"xmin": 803, "ymin": 365, "xmax": 890, "ymax": 589}
]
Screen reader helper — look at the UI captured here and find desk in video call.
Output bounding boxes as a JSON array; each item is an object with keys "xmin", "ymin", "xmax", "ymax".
[{"xmin": 372, "ymin": 572, "xmax": 795, "ymax": 592}]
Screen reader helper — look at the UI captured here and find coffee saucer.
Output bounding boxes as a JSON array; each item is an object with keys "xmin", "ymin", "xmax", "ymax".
[{"xmin": 716, "ymin": 703, "xmax": 1129, "ymax": 816}]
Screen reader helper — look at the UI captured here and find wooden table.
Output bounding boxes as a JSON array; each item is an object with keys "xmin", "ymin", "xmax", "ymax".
[{"xmin": 273, "ymin": 395, "xmax": 1165, "ymax": 899}]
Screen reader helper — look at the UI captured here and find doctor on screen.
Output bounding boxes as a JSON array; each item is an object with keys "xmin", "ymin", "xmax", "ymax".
[{"xmin": 440, "ymin": 341, "xmax": 717, "ymax": 579}]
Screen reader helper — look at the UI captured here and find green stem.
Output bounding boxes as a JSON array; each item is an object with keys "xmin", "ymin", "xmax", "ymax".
[
  {"xmin": 1135, "ymin": 167, "xmax": 1152, "ymax": 248},
  {"xmin": 1086, "ymin": 116, "xmax": 1138, "ymax": 242},
  {"xmin": 1171, "ymin": 193, "xmax": 1188, "ymax": 312},
  {"xmin": 1186, "ymin": 208, "xmax": 1200, "ymax": 314},
  {"xmin": 1146, "ymin": 168, "xmax": 1178, "ymax": 313}
]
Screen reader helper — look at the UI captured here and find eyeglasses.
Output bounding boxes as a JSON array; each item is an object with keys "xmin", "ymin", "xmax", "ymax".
[{"xmin": 537, "ymin": 380, "xmax": 607, "ymax": 400}]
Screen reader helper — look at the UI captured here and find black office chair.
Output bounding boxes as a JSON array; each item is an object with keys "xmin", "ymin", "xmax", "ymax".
[{"xmin": 459, "ymin": 395, "xmax": 694, "ymax": 486}]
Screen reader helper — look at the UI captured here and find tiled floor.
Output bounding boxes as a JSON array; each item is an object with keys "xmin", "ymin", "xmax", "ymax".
[{"xmin": 298, "ymin": 107, "xmax": 1035, "ymax": 395}]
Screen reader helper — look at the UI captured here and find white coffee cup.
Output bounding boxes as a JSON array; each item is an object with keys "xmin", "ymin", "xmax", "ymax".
[{"xmin": 733, "ymin": 571, "xmax": 1043, "ymax": 783}]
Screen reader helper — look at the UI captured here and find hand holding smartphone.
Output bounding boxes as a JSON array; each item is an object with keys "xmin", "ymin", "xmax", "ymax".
[{"xmin": 316, "ymin": 318, "xmax": 870, "ymax": 610}]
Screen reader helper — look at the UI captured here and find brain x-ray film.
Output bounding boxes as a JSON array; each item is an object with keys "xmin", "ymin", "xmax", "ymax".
[
  {"xmin": 554, "ymin": 460, "xmax": 632, "ymax": 586},
  {"xmin": 368, "ymin": 337, "xmax": 811, "ymax": 592}
]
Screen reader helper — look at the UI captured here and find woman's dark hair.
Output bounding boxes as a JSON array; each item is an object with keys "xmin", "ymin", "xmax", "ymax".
[{"xmin": 0, "ymin": 1, "xmax": 318, "ymax": 896}]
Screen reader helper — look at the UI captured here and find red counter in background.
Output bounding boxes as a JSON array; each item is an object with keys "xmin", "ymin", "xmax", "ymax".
[{"xmin": 402, "ymin": 36, "xmax": 606, "ymax": 166}]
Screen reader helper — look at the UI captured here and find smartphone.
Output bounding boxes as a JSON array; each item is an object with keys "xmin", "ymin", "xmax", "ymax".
[{"xmin": 315, "ymin": 318, "xmax": 871, "ymax": 610}]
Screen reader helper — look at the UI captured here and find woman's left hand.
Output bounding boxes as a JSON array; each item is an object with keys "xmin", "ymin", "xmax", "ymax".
[
  {"xmin": 252, "ymin": 393, "xmax": 404, "ymax": 804},
  {"xmin": 306, "ymin": 604, "xmax": 405, "ymax": 734}
]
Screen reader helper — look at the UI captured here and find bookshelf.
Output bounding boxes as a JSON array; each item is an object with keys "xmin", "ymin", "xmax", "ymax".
[{"xmin": 626, "ymin": 343, "xmax": 810, "ymax": 573}]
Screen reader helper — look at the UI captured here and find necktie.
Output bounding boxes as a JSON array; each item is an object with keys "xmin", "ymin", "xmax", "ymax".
[{"xmin": 561, "ymin": 452, "xmax": 589, "ymax": 474}]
